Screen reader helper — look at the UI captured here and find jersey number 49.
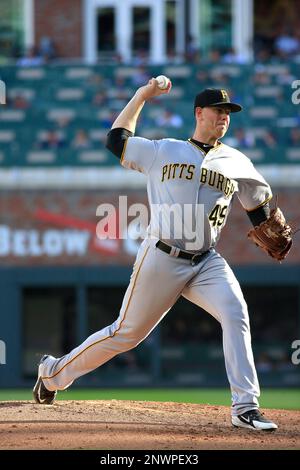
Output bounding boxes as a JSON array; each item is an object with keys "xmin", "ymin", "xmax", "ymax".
[{"xmin": 209, "ymin": 204, "xmax": 228, "ymax": 227}]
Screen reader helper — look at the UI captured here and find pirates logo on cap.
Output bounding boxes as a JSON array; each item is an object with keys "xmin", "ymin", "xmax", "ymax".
[{"xmin": 221, "ymin": 89, "xmax": 229, "ymax": 101}]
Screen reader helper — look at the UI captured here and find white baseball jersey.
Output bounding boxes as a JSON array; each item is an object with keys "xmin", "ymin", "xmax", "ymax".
[
  {"xmin": 39, "ymin": 135, "xmax": 270, "ymax": 417},
  {"xmin": 121, "ymin": 137, "xmax": 272, "ymax": 251}
]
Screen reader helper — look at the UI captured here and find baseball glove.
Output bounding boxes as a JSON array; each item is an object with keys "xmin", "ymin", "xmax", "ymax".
[{"xmin": 248, "ymin": 206, "xmax": 292, "ymax": 261}]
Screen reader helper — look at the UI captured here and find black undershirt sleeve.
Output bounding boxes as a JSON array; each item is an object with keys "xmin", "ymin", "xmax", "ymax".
[
  {"xmin": 106, "ymin": 127, "xmax": 134, "ymax": 159},
  {"xmin": 246, "ymin": 203, "xmax": 270, "ymax": 227}
]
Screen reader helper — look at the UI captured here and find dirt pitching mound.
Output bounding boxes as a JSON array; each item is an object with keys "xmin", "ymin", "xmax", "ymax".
[{"xmin": 0, "ymin": 400, "xmax": 299, "ymax": 450}]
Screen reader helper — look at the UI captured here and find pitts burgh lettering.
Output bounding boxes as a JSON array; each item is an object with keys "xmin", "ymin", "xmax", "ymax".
[{"xmin": 200, "ymin": 167, "xmax": 236, "ymax": 198}]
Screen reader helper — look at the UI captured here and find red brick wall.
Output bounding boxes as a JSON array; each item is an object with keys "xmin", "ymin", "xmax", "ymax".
[
  {"xmin": 0, "ymin": 188, "xmax": 299, "ymax": 267},
  {"xmin": 34, "ymin": 0, "xmax": 83, "ymax": 58}
]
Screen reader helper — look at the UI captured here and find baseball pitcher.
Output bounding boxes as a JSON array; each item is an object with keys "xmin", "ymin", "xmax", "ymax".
[{"xmin": 33, "ymin": 80, "xmax": 293, "ymax": 431}]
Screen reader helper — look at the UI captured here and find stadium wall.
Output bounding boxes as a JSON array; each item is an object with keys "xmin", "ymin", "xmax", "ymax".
[
  {"xmin": 0, "ymin": 189, "xmax": 299, "ymax": 388},
  {"xmin": 34, "ymin": 0, "xmax": 83, "ymax": 58}
]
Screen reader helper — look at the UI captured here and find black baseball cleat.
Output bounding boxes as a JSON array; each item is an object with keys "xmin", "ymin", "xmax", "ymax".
[
  {"xmin": 33, "ymin": 355, "xmax": 57, "ymax": 405},
  {"xmin": 232, "ymin": 409, "xmax": 278, "ymax": 431}
]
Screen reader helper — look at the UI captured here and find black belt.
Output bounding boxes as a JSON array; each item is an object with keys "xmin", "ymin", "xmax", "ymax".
[{"xmin": 156, "ymin": 240, "xmax": 210, "ymax": 266}]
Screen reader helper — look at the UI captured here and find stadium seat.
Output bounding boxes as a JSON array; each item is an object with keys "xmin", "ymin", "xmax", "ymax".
[
  {"xmin": 0, "ymin": 63, "xmax": 298, "ymax": 168},
  {"xmin": 26, "ymin": 151, "xmax": 57, "ymax": 164}
]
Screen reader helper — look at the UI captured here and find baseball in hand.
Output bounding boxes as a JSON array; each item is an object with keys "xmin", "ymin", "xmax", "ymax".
[{"xmin": 155, "ymin": 75, "xmax": 170, "ymax": 90}]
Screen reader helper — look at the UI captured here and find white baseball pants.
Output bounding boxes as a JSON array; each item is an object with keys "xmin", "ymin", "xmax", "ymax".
[{"xmin": 41, "ymin": 237, "xmax": 260, "ymax": 415}]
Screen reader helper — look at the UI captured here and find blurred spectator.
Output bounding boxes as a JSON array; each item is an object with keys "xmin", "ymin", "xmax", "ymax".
[
  {"xmin": 276, "ymin": 69, "xmax": 297, "ymax": 85},
  {"xmin": 258, "ymin": 130, "xmax": 277, "ymax": 148},
  {"xmin": 255, "ymin": 48, "xmax": 273, "ymax": 64},
  {"xmin": 87, "ymin": 72, "xmax": 104, "ymax": 89},
  {"xmin": 113, "ymin": 77, "xmax": 131, "ymax": 100},
  {"xmin": 11, "ymin": 94, "xmax": 30, "ymax": 110},
  {"xmin": 208, "ymin": 49, "xmax": 221, "ymax": 63},
  {"xmin": 99, "ymin": 110, "xmax": 116, "ymax": 128},
  {"xmin": 55, "ymin": 116, "xmax": 71, "ymax": 129},
  {"xmin": 155, "ymin": 109, "xmax": 183, "ymax": 128},
  {"xmin": 17, "ymin": 46, "xmax": 44, "ymax": 67},
  {"xmin": 38, "ymin": 36, "xmax": 57, "ymax": 61},
  {"xmin": 253, "ymin": 71, "xmax": 272, "ymax": 85},
  {"xmin": 72, "ymin": 129, "xmax": 91, "ymax": 149},
  {"xmin": 222, "ymin": 47, "xmax": 248, "ymax": 64},
  {"xmin": 131, "ymin": 66, "xmax": 150, "ymax": 87},
  {"xmin": 185, "ymin": 34, "xmax": 200, "ymax": 63},
  {"xmin": 132, "ymin": 50, "xmax": 149, "ymax": 66},
  {"xmin": 288, "ymin": 128, "xmax": 300, "ymax": 147},
  {"xmin": 274, "ymin": 29, "xmax": 300, "ymax": 59},
  {"xmin": 92, "ymin": 91, "xmax": 107, "ymax": 107},
  {"xmin": 210, "ymin": 71, "xmax": 229, "ymax": 86},
  {"xmin": 38, "ymin": 130, "xmax": 66, "ymax": 150},
  {"xmin": 224, "ymin": 128, "xmax": 255, "ymax": 148}
]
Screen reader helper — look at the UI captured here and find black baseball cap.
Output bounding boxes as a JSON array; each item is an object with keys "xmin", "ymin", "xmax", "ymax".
[{"xmin": 194, "ymin": 88, "xmax": 242, "ymax": 113}]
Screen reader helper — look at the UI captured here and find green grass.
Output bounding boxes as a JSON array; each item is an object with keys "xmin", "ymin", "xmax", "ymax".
[{"xmin": 0, "ymin": 388, "xmax": 299, "ymax": 410}]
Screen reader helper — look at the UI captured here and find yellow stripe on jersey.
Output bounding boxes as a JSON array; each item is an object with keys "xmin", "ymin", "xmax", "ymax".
[
  {"xmin": 120, "ymin": 137, "xmax": 129, "ymax": 164},
  {"xmin": 41, "ymin": 245, "xmax": 150, "ymax": 381},
  {"xmin": 187, "ymin": 139, "xmax": 206, "ymax": 155},
  {"xmin": 246, "ymin": 195, "xmax": 273, "ymax": 212}
]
